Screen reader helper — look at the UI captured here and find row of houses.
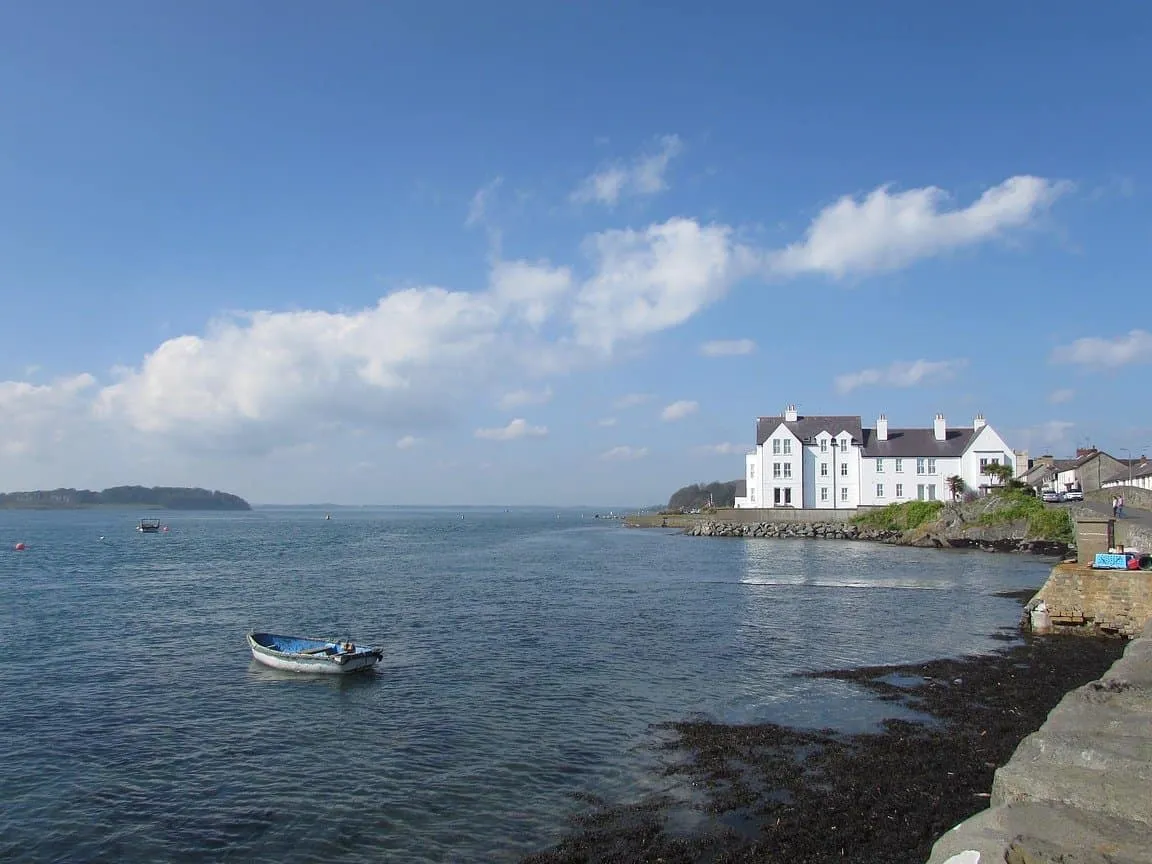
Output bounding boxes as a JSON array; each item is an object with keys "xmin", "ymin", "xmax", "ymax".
[
  {"xmin": 1020, "ymin": 449, "xmax": 1152, "ymax": 494},
  {"xmin": 733, "ymin": 406, "xmax": 1015, "ymax": 509},
  {"xmin": 731, "ymin": 404, "xmax": 1147, "ymax": 510}
]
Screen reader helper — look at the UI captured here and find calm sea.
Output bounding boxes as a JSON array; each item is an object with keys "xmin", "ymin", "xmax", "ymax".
[{"xmin": 0, "ymin": 508, "xmax": 1052, "ymax": 863}]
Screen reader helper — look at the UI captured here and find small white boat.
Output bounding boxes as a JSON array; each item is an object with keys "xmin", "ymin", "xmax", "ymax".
[{"xmin": 246, "ymin": 632, "xmax": 383, "ymax": 675}]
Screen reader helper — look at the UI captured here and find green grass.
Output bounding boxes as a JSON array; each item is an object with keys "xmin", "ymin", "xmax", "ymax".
[
  {"xmin": 852, "ymin": 500, "xmax": 944, "ymax": 531},
  {"xmin": 976, "ymin": 490, "xmax": 1074, "ymax": 542}
]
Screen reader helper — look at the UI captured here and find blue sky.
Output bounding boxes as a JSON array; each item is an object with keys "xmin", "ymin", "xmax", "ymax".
[{"xmin": 1, "ymin": 1, "xmax": 1150, "ymax": 505}]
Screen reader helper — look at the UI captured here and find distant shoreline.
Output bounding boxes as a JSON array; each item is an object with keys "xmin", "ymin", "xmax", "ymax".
[{"xmin": 0, "ymin": 486, "xmax": 252, "ymax": 511}]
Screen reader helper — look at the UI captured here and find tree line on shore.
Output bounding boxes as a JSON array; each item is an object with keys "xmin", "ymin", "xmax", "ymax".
[
  {"xmin": 0, "ymin": 486, "xmax": 252, "ymax": 510},
  {"xmin": 667, "ymin": 480, "xmax": 746, "ymax": 511}
]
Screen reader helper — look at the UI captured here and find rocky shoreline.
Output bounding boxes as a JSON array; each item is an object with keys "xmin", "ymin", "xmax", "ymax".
[
  {"xmin": 684, "ymin": 519, "xmax": 1071, "ymax": 557},
  {"xmin": 522, "ymin": 624, "xmax": 1126, "ymax": 864}
]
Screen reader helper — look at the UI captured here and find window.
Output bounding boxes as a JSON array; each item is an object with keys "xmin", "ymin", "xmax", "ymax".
[
  {"xmin": 917, "ymin": 484, "xmax": 925, "ymax": 500},
  {"xmin": 979, "ymin": 457, "xmax": 987, "ymax": 470},
  {"xmin": 820, "ymin": 487, "xmax": 828, "ymax": 502},
  {"xmin": 928, "ymin": 484, "xmax": 937, "ymax": 501},
  {"xmin": 820, "ymin": 463, "xmax": 828, "ymax": 477},
  {"xmin": 774, "ymin": 488, "xmax": 781, "ymax": 505},
  {"xmin": 772, "ymin": 439, "xmax": 781, "ymax": 455},
  {"xmin": 895, "ymin": 458, "xmax": 903, "ymax": 473},
  {"xmin": 916, "ymin": 458, "xmax": 926, "ymax": 475},
  {"xmin": 782, "ymin": 439, "xmax": 792, "ymax": 455},
  {"xmin": 773, "ymin": 463, "xmax": 781, "ymax": 479},
  {"xmin": 840, "ymin": 462, "xmax": 848, "ymax": 477},
  {"xmin": 784, "ymin": 488, "xmax": 792, "ymax": 505},
  {"xmin": 820, "ymin": 438, "xmax": 827, "ymax": 453},
  {"xmin": 839, "ymin": 438, "xmax": 848, "ymax": 453},
  {"xmin": 876, "ymin": 483, "xmax": 885, "ymax": 498},
  {"xmin": 895, "ymin": 483, "xmax": 903, "ymax": 498},
  {"xmin": 783, "ymin": 464, "xmax": 792, "ymax": 479},
  {"xmin": 750, "ymin": 488, "xmax": 756, "ymax": 502},
  {"xmin": 750, "ymin": 465, "xmax": 755, "ymax": 479},
  {"xmin": 841, "ymin": 487, "xmax": 848, "ymax": 501},
  {"xmin": 876, "ymin": 458, "xmax": 884, "ymax": 473},
  {"xmin": 927, "ymin": 458, "xmax": 937, "ymax": 474}
]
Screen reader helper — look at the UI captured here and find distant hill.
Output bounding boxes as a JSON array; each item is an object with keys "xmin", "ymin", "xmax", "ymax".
[
  {"xmin": 667, "ymin": 480, "xmax": 746, "ymax": 511},
  {"xmin": 0, "ymin": 486, "xmax": 252, "ymax": 510}
]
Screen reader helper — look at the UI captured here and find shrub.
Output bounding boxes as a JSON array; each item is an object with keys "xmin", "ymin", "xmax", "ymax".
[{"xmin": 852, "ymin": 500, "xmax": 943, "ymax": 531}]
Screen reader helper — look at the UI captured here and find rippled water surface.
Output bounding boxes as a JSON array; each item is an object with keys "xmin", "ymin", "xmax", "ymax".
[{"xmin": 0, "ymin": 508, "xmax": 1052, "ymax": 862}]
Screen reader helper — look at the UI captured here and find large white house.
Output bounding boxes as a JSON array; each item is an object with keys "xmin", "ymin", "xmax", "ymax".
[{"xmin": 733, "ymin": 406, "xmax": 1015, "ymax": 509}]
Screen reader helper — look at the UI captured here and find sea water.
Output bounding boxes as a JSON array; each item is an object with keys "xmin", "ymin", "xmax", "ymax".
[{"xmin": 0, "ymin": 507, "xmax": 1051, "ymax": 862}]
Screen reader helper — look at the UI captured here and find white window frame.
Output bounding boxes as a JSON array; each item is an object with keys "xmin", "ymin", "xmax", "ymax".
[
  {"xmin": 895, "ymin": 483, "xmax": 903, "ymax": 498},
  {"xmin": 840, "ymin": 462, "xmax": 848, "ymax": 477},
  {"xmin": 820, "ymin": 487, "xmax": 828, "ymax": 501},
  {"xmin": 876, "ymin": 483, "xmax": 884, "ymax": 498},
  {"xmin": 820, "ymin": 463, "xmax": 828, "ymax": 477},
  {"xmin": 783, "ymin": 463, "xmax": 792, "ymax": 479},
  {"xmin": 895, "ymin": 458, "xmax": 903, "ymax": 473},
  {"xmin": 820, "ymin": 438, "xmax": 827, "ymax": 453},
  {"xmin": 840, "ymin": 486, "xmax": 848, "ymax": 501},
  {"xmin": 783, "ymin": 439, "xmax": 792, "ymax": 455},
  {"xmin": 773, "ymin": 463, "xmax": 781, "ymax": 479},
  {"xmin": 876, "ymin": 458, "xmax": 884, "ymax": 473},
  {"xmin": 916, "ymin": 458, "xmax": 926, "ymax": 475},
  {"xmin": 927, "ymin": 458, "xmax": 937, "ymax": 474}
]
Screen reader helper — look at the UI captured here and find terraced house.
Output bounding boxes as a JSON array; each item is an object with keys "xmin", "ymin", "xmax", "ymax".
[{"xmin": 734, "ymin": 406, "xmax": 1015, "ymax": 510}]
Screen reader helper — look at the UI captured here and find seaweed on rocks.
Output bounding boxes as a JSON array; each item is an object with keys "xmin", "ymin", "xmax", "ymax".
[{"xmin": 522, "ymin": 635, "xmax": 1126, "ymax": 864}]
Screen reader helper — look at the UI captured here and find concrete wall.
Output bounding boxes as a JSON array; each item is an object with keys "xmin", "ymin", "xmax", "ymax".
[{"xmin": 1033, "ymin": 563, "xmax": 1152, "ymax": 637}]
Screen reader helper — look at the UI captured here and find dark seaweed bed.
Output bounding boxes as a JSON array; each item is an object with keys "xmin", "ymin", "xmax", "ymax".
[{"xmin": 523, "ymin": 598, "xmax": 1125, "ymax": 864}]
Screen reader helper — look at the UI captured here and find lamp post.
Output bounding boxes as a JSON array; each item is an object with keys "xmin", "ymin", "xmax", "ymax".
[{"xmin": 1120, "ymin": 448, "xmax": 1133, "ymax": 487}]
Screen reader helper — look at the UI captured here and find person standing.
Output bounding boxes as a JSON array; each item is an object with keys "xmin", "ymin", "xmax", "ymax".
[
  {"xmin": 1112, "ymin": 495, "xmax": 1119, "ymax": 517},
  {"xmin": 1117, "ymin": 494, "xmax": 1124, "ymax": 518}
]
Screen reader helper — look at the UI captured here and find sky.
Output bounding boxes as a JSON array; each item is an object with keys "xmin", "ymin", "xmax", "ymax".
[{"xmin": 1, "ymin": 1, "xmax": 1151, "ymax": 506}]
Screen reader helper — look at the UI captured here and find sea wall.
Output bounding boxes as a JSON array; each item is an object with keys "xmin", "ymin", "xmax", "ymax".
[
  {"xmin": 1029, "ymin": 563, "xmax": 1152, "ymax": 638},
  {"xmin": 926, "ymin": 620, "xmax": 1152, "ymax": 864},
  {"xmin": 684, "ymin": 520, "xmax": 1068, "ymax": 555}
]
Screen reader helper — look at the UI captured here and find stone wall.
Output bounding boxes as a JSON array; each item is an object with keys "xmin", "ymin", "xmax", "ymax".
[
  {"xmin": 698, "ymin": 507, "xmax": 861, "ymax": 524},
  {"xmin": 1031, "ymin": 563, "xmax": 1152, "ymax": 637}
]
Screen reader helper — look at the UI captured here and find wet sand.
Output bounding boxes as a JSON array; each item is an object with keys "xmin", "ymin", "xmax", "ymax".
[{"xmin": 523, "ymin": 597, "xmax": 1126, "ymax": 864}]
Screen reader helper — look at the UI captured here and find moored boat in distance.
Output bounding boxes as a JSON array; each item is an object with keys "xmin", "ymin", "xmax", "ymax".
[
  {"xmin": 246, "ymin": 632, "xmax": 384, "ymax": 675},
  {"xmin": 137, "ymin": 518, "xmax": 163, "ymax": 533}
]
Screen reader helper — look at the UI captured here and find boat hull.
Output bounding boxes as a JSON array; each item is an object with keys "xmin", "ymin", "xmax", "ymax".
[{"xmin": 246, "ymin": 633, "xmax": 383, "ymax": 675}]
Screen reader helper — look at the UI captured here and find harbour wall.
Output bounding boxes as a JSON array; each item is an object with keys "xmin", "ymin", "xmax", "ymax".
[
  {"xmin": 1030, "ymin": 563, "xmax": 1152, "ymax": 638},
  {"xmin": 926, "ymin": 620, "xmax": 1152, "ymax": 864}
]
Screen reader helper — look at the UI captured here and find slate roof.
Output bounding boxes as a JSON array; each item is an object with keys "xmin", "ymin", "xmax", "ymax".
[
  {"xmin": 756, "ymin": 415, "xmax": 863, "ymax": 447},
  {"xmin": 858, "ymin": 427, "xmax": 978, "ymax": 458},
  {"xmin": 1103, "ymin": 461, "xmax": 1152, "ymax": 484}
]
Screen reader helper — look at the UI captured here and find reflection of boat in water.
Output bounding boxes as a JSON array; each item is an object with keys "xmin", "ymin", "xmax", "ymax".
[
  {"xmin": 137, "ymin": 518, "xmax": 163, "ymax": 533},
  {"xmin": 246, "ymin": 632, "xmax": 383, "ymax": 675}
]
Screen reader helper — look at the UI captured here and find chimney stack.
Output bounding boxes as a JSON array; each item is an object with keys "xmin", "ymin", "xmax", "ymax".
[
  {"xmin": 933, "ymin": 413, "xmax": 946, "ymax": 441},
  {"xmin": 974, "ymin": 413, "xmax": 986, "ymax": 432},
  {"xmin": 876, "ymin": 414, "xmax": 888, "ymax": 442},
  {"xmin": 784, "ymin": 404, "xmax": 798, "ymax": 422}
]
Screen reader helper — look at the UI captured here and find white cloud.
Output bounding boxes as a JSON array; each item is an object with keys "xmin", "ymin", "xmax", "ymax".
[
  {"xmin": 0, "ymin": 374, "xmax": 97, "ymax": 457},
  {"xmin": 498, "ymin": 385, "xmax": 553, "ymax": 410},
  {"xmin": 834, "ymin": 358, "xmax": 968, "ymax": 394},
  {"xmin": 695, "ymin": 442, "xmax": 747, "ymax": 455},
  {"xmin": 1050, "ymin": 330, "xmax": 1152, "ymax": 369},
  {"xmin": 571, "ymin": 135, "xmax": 683, "ymax": 206},
  {"xmin": 474, "ymin": 418, "xmax": 548, "ymax": 441},
  {"xmin": 699, "ymin": 338, "xmax": 755, "ymax": 357},
  {"xmin": 600, "ymin": 445, "xmax": 648, "ymax": 461},
  {"xmin": 466, "ymin": 176, "xmax": 503, "ymax": 227},
  {"xmin": 771, "ymin": 176, "xmax": 1068, "ymax": 279},
  {"xmin": 614, "ymin": 393, "xmax": 652, "ymax": 409},
  {"xmin": 1048, "ymin": 388, "xmax": 1075, "ymax": 404},
  {"xmin": 572, "ymin": 218, "xmax": 756, "ymax": 353},
  {"xmin": 596, "ymin": 417, "xmax": 618, "ymax": 427},
  {"xmin": 661, "ymin": 400, "xmax": 699, "ymax": 421},
  {"xmin": 396, "ymin": 435, "xmax": 421, "ymax": 449},
  {"xmin": 489, "ymin": 258, "xmax": 574, "ymax": 328}
]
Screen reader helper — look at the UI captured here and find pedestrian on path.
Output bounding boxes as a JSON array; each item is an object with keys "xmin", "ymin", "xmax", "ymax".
[
  {"xmin": 1117, "ymin": 494, "xmax": 1125, "ymax": 518},
  {"xmin": 1112, "ymin": 495, "xmax": 1119, "ymax": 517}
]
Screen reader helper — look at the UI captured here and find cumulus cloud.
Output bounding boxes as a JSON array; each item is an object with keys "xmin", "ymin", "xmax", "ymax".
[
  {"xmin": 699, "ymin": 338, "xmax": 755, "ymax": 357},
  {"xmin": 0, "ymin": 374, "xmax": 97, "ymax": 456},
  {"xmin": 1048, "ymin": 388, "xmax": 1075, "ymax": 404},
  {"xmin": 600, "ymin": 445, "xmax": 648, "ymax": 461},
  {"xmin": 489, "ymin": 259, "xmax": 574, "ymax": 329},
  {"xmin": 396, "ymin": 435, "xmax": 422, "ymax": 449},
  {"xmin": 1050, "ymin": 330, "xmax": 1152, "ymax": 369},
  {"xmin": 770, "ymin": 176, "xmax": 1067, "ymax": 279},
  {"xmin": 695, "ymin": 442, "xmax": 746, "ymax": 455},
  {"xmin": 571, "ymin": 135, "xmax": 682, "ymax": 206},
  {"xmin": 834, "ymin": 359, "xmax": 968, "ymax": 394},
  {"xmin": 661, "ymin": 400, "xmax": 699, "ymax": 421},
  {"xmin": 498, "ymin": 386, "xmax": 553, "ymax": 410},
  {"xmin": 572, "ymin": 218, "xmax": 756, "ymax": 353},
  {"xmin": 474, "ymin": 418, "xmax": 548, "ymax": 441}
]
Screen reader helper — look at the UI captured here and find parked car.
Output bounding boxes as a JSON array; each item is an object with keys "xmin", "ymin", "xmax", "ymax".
[
  {"xmin": 1063, "ymin": 489, "xmax": 1084, "ymax": 501},
  {"xmin": 1041, "ymin": 489, "xmax": 1063, "ymax": 503}
]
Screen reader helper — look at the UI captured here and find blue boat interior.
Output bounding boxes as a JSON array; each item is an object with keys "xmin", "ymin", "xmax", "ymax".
[{"xmin": 250, "ymin": 632, "xmax": 379, "ymax": 657}]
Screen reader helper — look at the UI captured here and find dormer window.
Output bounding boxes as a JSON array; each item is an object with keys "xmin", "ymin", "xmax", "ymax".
[
  {"xmin": 839, "ymin": 438, "xmax": 848, "ymax": 453},
  {"xmin": 820, "ymin": 438, "xmax": 828, "ymax": 453}
]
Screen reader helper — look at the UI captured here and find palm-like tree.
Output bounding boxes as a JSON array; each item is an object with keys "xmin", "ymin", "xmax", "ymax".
[{"xmin": 946, "ymin": 475, "xmax": 965, "ymax": 501}]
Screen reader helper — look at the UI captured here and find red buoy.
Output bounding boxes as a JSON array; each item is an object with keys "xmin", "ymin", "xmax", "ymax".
[{"xmin": 13, "ymin": 542, "xmax": 26, "ymax": 551}]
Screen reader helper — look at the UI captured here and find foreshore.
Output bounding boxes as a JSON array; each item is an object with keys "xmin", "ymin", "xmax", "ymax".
[{"xmin": 522, "ymin": 604, "xmax": 1127, "ymax": 864}]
